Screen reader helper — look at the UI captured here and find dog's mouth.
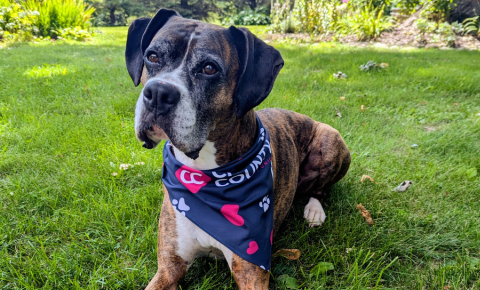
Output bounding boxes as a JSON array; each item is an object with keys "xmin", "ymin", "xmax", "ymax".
[
  {"xmin": 137, "ymin": 124, "xmax": 168, "ymax": 149},
  {"xmin": 137, "ymin": 123, "xmax": 204, "ymax": 159}
]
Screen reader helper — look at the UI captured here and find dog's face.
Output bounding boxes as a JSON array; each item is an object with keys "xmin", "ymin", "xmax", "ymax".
[{"xmin": 125, "ymin": 9, "xmax": 284, "ymax": 159}]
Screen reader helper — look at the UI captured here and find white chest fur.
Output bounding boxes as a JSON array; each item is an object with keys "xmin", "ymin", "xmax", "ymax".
[{"xmin": 171, "ymin": 141, "xmax": 234, "ymax": 269}]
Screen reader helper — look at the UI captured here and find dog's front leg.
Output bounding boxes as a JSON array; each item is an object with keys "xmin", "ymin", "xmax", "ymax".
[
  {"xmin": 231, "ymin": 253, "xmax": 269, "ymax": 289},
  {"xmin": 146, "ymin": 188, "xmax": 188, "ymax": 290}
]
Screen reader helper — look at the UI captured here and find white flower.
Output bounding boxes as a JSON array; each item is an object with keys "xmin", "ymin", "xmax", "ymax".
[{"xmin": 119, "ymin": 164, "xmax": 133, "ymax": 170}]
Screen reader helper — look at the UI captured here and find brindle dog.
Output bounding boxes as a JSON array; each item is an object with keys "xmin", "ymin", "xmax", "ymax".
[{"xmin": 125, "ymin": 9, "xmax": 351, "ymax": 289}]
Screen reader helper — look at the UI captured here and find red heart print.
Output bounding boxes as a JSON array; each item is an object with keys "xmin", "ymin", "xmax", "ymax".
[
  {"xmin": 247, "ymin": 241, "xmax": 259, "ymax": 255},
  {"xmin": 175, "ymin": 165, "xmax": 211, "ymax": 194},
  {"xmin": 270, "ymin": 230, "xmax": 273, "ymax": 245},
  {"xmin": 221, "ymin": 204, "xmax": 244, "ymax": 226}
]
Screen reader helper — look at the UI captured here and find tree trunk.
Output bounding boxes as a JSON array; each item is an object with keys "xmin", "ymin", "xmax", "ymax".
[
  {"xmin": 449, "ymin": 0, "xmax": 480, "ymax": 22},
  {"xmin": 110, "ymin": 7, "xmax": 116, "ymax": 26},
  {"xmin": 249, "ymin": 0, "xmax": 256, "ymax": 10}
]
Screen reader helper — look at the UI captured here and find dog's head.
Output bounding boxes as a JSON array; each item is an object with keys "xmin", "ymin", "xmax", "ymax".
[{"xmin": 125, "ymin": 9, "xmax": 283, "ymax": 159}]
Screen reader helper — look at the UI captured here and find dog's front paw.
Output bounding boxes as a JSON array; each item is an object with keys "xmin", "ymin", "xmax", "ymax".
[{"xmin": 304, "ymin": 197, "xmax": 326, "ymax": 227}]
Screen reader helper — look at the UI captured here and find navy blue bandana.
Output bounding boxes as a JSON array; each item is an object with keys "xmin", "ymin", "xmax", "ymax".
[{"xmin": 161, "ymin": 115, "xmax": 274, "ymax": 270}]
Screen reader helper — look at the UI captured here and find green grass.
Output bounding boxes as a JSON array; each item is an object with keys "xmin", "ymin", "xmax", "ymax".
[{"xmin": 1, "ymin": 27, "xmax": 479, "ymax": 289}]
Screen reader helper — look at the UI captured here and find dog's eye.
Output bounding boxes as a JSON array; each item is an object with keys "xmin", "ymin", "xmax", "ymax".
[
  {"xmin": 148, "ymin": 53, "xmax": 159, "ymax": 63},
  {"xmin": 201, "ymin": 64, "xmax": 217, "ymax": 75}
]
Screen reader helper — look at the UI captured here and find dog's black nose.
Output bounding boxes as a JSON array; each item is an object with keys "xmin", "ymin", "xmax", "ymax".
[{"xmin": 143, "ymin": 81, "xmax": 180, "ymax": 115}]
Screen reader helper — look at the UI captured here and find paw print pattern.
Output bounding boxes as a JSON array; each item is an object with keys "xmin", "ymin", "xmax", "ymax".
[
  {"xmin": 172, "ymin": 198, "xmax": 190, "ymax": 216},
  {"xmin": 259, "ymin": 195, "xmax": 270, "ymax": 212}
]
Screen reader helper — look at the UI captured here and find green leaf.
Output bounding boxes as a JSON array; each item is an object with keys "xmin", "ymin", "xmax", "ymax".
[
  {"xmin": 277, "ymin": 275, "xmax": 300, "ymax": 289},
  {"xmin": 311, "ymin": 262, "xmax": 334, "ymax": 276},
  {"xmin": 468, "ymin": 257, "xmax": 480, "ymax": 270},
  {"xmin": 466, "ymin": 168, "xmax": 477, "ymax": 181}
]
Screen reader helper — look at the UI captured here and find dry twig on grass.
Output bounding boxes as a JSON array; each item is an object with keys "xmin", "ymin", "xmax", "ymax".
[{"xmin": 356, "ymin": 203, "xmax": 374, "ymax": 225}]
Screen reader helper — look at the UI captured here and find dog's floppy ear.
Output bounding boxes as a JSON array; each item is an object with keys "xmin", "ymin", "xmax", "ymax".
[
  {"xmin": 125, "ymin": 9, "xmax": 179, "ymax": 86},
  {"xmin": 229, "ymin": 26, "xmax": 284, "ymax": 117}
]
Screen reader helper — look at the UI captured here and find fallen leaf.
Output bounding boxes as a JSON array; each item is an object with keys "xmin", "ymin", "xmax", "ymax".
[
  {"xmin": 356, "ymin": 203, "xmax": 374, "ymax": 225},
  {"xmin": 424, "ymin": 126, "xmax": 436, "ymax": 132},
  {"xmin": 84, "ymin": 85, "xmax": 90, "ymax": 94},
  {"xmin": 334, "ymin": 107, "xmax": 342, "ymax": 118},
  {"xmin": 363, "ymin": 123, "xmax": 366, "ymax": 126},
  {"xmin": 445, "ymin": 191, "xmax": 449, "ymax": 197},
  {"xmin": 394, "ymin": 180, "xmax": 413, "ymax": 192},
  {"xmin": 361, "ymin": 105, "xmax": 365, "ymax": 112},
  {"xmin": 380, "ymin": 62, "xmax": 389, "ymax": 68},
  {"xmin": 361, "ymin": 175, "xmax": 374, "ymax": 183},
  {"xmin": 444, "ymin": 286, "xmax": 451, "ymax": 290},
  {"xmin": 340, "ymin": 96, "xmax": 346, "ymax": 101},
  {"xmin": 273, "ymin": 249, "xmax": 301, "ymax": 260},
  {"xmin": 106, "ymin": 57, "xmax": 112, "ymax": 62},
  {"xmin": 119, "ymin": 83, "xmax": 123, "ymax": 86},
  {"xmin": 453, "ymin": 103, "xmax": 459, "ymax": 106}
]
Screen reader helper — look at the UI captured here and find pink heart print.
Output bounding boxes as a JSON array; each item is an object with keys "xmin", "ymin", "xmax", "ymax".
[
  {"xmin": 270, "ymin": 230, "xmax": 273, "ymax": 245},
  {"xmin": 220, "ymin": 204, "xmax": 244, "ymax": 226},
  {"xmin": 175, "ymin": 165, "xmax": 211, "ymax": 193},
  {"xmin": 247, "ymin": 241, "xmax": 259, "ymax": 255}
]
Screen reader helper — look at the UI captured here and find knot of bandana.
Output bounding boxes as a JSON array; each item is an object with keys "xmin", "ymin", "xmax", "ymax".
[{"xmin": 161, "ymin": 114, "xmax": 274, "ymax": 270}]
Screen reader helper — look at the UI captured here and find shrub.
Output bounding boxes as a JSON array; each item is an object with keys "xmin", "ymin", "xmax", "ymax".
[
  {"xmin": 24, "ymin": 0, "xmax": 95, "ymax": 38},
  {"xmin": 0, "ymin": 1, "xmax": 39, "ymax": 41},
  {"xmin": 419, "ymin": 0, "xmax": 454, "ymax": 22},
  {"xmin": 415, "ymin": 18, "xmax": 462, "ymax": 46},
  {"xmin": 293, "ymin": 0, "xmax": 339, "ymax": 36},
  {"xmin": 337, "ymin": 1, "xmax": 393, "ymax": 40},
  {"xmin": 269, "ymin": 0, "xmax": 297, "ymax": 33},
  {"xmin": 392, "ymin": 0, "xmax": 421, "ymax": 13},
  {"xmin": 0, "ymin": 0, "xmax": 95, "ymax": 42},
  {"xmin": 53, "ymin": 26, "xmax": 92, "ymax": 41},
  {"xmin": 222, "ymin": 7, "xmax": 271, "ymax": 26},
  {"xmin": 463, "ymin": 16, "xmax": 479, "ymax": 36}
]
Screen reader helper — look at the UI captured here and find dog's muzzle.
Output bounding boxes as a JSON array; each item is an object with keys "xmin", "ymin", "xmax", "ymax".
[{"xmin": 143, "ymin": 80, "xmax": 180, "ymax": 117}]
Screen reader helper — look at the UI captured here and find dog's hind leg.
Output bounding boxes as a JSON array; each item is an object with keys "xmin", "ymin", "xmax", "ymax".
[
  {"xmin": 297, "ymin": 123, "xmax": 351, "ymax": 227},
  {"xmin": 231, "ymin": 254, "xmax": 269, "ymax": 289}
]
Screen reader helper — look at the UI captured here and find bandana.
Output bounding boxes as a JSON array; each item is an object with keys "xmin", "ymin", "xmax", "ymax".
[{"xmin": 161, "ymin": 115, "xmax": 274, "ymax": 270}]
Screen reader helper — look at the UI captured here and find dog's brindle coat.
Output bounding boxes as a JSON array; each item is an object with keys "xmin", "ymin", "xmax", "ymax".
[{"xmin": 125, "ymin": 9, "xmax": 351, "ymax": 289}]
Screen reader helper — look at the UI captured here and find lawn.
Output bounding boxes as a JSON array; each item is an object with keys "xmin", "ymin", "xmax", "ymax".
[{"xmin": 0, "ymin": 26, "xmax": 479, "ymax": 289}]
